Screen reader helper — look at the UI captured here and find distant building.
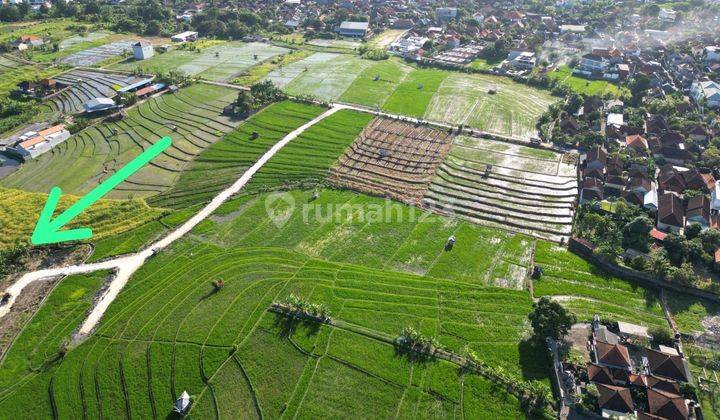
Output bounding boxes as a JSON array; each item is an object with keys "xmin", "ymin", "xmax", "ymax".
[
  {"xmin": 691, "ymin": 80, "xmax": 720, "ymax": 108},
  {"xmin": 391, "ymin": 19, "xmax": 415, "ymax": 30},
  {"xmin": 336, "ymin": 21, "xmax": 370, "ymax": 38},
  {"xmin": 83, "ymin": 97, "xmax": 116, "ymax": 113},
  {"xmin": 704, "ymin": 46, "xmax": 720, "ymax": 63},
  {"xmin": 435, "ymin": 7, "xmax": 457, "ymax": 24},
  {"xmin": 507, "ymin": 51, "xmax": 536, "ymax": 70},
  {"xmin": 171, "ymin": 31, "xmax": 198, "ymax": 42},
  {"xmin": 559, "ymin": 24, "xmax": 586, "ymax": 34},
  {"xmin": 659, "ymin": 8, "xmax": 677, "ymax": 22},
  {"xmin": 132, "ymin": 41, "xmax": 154, "ymax": 60},
  {"xmin": 8, "ymin": 125, "xmax": 70, "ymax": 160}
]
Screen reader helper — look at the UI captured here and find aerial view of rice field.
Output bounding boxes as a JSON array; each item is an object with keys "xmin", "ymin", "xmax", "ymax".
[{"xmin": 1, "ymin": 4, "xmax": 720, "ymax": 419}]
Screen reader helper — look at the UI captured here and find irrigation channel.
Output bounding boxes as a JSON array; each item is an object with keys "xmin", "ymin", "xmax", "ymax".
[{"xmin": 0, "ymin": 105, "xmax": 342, "ymax": 339}]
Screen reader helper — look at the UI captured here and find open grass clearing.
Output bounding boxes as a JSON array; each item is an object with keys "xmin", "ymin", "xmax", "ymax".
[
  {"xmin": 367, "ymin": 29, "xmax": 406, "ymax": 49},
  {"xmin": 532, "ymin": 241, "xmax": 669, "ymax": 328},
  {"xmin": 546, "ymin": 65, "xmax": 626, "ymax": 97}
]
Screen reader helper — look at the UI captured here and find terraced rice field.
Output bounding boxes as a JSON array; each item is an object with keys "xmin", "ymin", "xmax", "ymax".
[
  {"xmin": 151, "ymin": 102, "xmax": 373, "ymax": 209},
  {"xmin": 60, "ymin": 39, "xmax": 137, "ymax": 66},
  {"xmin": 149, "ymin": 101, "xmax": 327, "ymax": 208},
  {"xmin": 328, "ymin": 118, "xmax": 454, "ymax": 204},
  {"xmin": 265, "ymin": 53, "xmax": 373, "ymax": 101},
  {"xmin": 42, "ymin": 69, "xmax": 145, "ymax": 115},
  {"xmin": 0, "ymin": 189, "xmax": 546, "ymax": 418},
  {"xmin": 424, "ymin": 73, "xmax": 556, "ymax": 140},
  {"xmin": 0, "ymin": 187, "xmax": 165, "ymax": 249},
  {"xmin": 112, "ymin": 42, "xmax": 289, "ymax": 82},
  {"xmin": 532, "ymin": 241, "xmax": 669, "ymax": 328},
  {"xmin": 422, "ymin": 136, "xmax": 577, "ymax": 242},
  {"xmin": 0, "ymin": 54, "xmax": 23, "ymax": 70},
  {"xmin": 1, "ymin": 84, "xmax": 239, "ymax": 198}
]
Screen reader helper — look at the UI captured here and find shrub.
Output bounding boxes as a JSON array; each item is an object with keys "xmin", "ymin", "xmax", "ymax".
[{"xmin": 648, "ymin": 325, "xmax": 674, "ymax": 346}]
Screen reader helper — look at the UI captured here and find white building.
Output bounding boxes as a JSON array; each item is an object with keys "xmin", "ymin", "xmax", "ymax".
[
  {"xmin": 579, "ymin": 53, "xmax": 608, "ymax": 72},
  {"xmin": 83, "ymin": 97, "xmax": 116, "ymax": 113},
  {"xmin": 559, "ymin": 24, "xmax": 586, "ymax": 34},
  {"xmin": 691, "ymin": 80, "xmax": 720, "ymax": 108},
  {"xmin": 712, "ymin": 184, "xmax": 720, "ymax": 211},
  {"xmin": 390, "ymin": 36, "xmax": 427, "ymax": 55},
  {"xmin": 472, "ymin": 13, "xmax": 484, "ymax": 26},
  {"xmin": 132, "ymin": 41, "xmax": 154, "ymax": 60},
  {"xmin": 507, "ymin": 51, "xmax": 536, "ymax": 70},
  {"xmin": 171, "ymin": 31, "xmax": 198, "ymax": 42},
  {"xmin": 9, "ymin": 125, "xmax": 70, "ymax": 160},
  {"xmin": 659, "ymin": 8, "xmax": 677, "ymax": 22},
  {"xmin": 435, "ymin": 7, "xmax": 457, "ymax": 24}
]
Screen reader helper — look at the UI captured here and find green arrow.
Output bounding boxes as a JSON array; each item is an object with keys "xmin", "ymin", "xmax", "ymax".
[{"xmin": 31, "ymin": 137, "xmax": 172, "ymax": 246}]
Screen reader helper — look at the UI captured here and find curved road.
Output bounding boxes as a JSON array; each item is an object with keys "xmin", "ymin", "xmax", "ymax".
[{"xmin": 0, "ymin": 105, "xmax": 342, "ymax": 338}]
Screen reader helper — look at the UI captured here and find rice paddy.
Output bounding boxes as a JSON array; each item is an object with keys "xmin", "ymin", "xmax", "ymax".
[
  {"xmin": 111, "ymin": 41, "xmax": 289, "ymax": 83},
  {"xmin": 0, "ymin": 187, "xmax": 165, "ymax": 249},
  {"xmin": 1, "ymin": 84, "xmax": 239, "ymax": 198}
]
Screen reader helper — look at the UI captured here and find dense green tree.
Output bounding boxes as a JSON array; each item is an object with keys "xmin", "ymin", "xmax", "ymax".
[
  {"xmin": 664, "ymin": 234, "xmax": 689, "ymax": 266},
  {"xmin": 529, "ymin": 297, "xmax": 576, "ymax": 340}
]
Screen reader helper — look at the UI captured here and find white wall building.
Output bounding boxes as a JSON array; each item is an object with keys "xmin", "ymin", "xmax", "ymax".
[
  {"xmin": 132, "ymin": 41, "xmax": 154, "ymax": 60},
  {"xmin": 171, "ymin": 31, "xmax": 198, "ymax": 42},
  {"xmin": 691, "ymin": 80, "xmax": 720, "ymax": 108}
]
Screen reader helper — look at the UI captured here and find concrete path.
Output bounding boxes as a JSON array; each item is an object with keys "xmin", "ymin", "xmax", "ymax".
[{"xmin": 0, "ymin": 105, "xmax": 342, "ymax": 338}]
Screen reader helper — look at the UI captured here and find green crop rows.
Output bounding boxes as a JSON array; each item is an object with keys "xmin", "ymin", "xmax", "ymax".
[{"xmin": 1, "ymin": 84, "xmax": 239, "ymax": 199}]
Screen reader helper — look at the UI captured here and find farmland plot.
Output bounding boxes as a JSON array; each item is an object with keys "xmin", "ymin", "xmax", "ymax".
[
  {"xmin": 58, "ymin": 31, "xmax": 109, "ymax": 49},
  {"xmin": 60, "ymin": 39, "xmax": 137, "ymax": 66},
  {"xmin": 1, "ymin": 84, "xmax": 239, "ymax": 198},
  {"xmin": 339, "ymin": 57, "xmax": 413, "ymax": 107},
  {"xmin": 0, "ymin": 240, "xmax": 534, "ymax": 418},
  {"xmin": 43, "ymin": 69, "xmax": 145, "ymax": 115},
  {"xmin": 115, "ymin": 42, "xmax": 289, "ymax": 82},
  {"xmin": 265, "ymin": 53, "xmax": 373, "ymax": 100},
  {"xmin": 532, "ymin": 241, "xmax": 669, "ymax": 328},
  {"xmin": 328, "ymin": 118, "xmax": 454, "ymax": 204},
  {"xmin": 424, "ymin": 73, "xmax": 556, "ymax": 140},
  {"xmin": 422, "ymin": 136, "xmax": 577, "ymax": 242},
  {"xmin": 149, "ymin": 101, "xmax": 329, "ymax": 209},
  {"xmin": 382, "ymin": 68, "xmax": 449, "ymax": 118},
  {"xmin": 0, "ymin": 187, "xmax": 164, "ymax": 249}
]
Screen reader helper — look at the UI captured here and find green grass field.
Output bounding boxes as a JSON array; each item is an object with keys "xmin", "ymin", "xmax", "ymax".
[
  {"xmin": 149, "ymin": 100, "xmax": 329, "ymax": 208},
  {"xmin": 339, "ymin": 57, "xmax": 413, "ymax": 107},
  {"xmin": 547, "ymin": 65, "xmax": 625, "ymax": 97},
  {"xmin": 1, "ymin": 84, "xmax": 239, "ymax": 198},
  {"xmin": 532, "ymin": 241, "xmax": 669, "ymax": 328}
]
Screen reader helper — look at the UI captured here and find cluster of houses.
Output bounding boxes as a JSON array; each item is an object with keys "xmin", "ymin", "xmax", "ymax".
[
  {"xmin": 561, "ymin": 317, "xmax": 699, "ymax": 419},
  {"xmin": 580, "ymin": 118, "xmax": 719, "ymax": 239}
]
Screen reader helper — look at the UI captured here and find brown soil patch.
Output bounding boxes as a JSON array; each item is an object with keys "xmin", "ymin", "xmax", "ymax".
[
  {"xmin": 327, "ymin": 118, "xmax": 454, "ymax": 205},
  {"xmin": 0, "ymin": 245, "xmax": 92, "ymax": 359}
]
